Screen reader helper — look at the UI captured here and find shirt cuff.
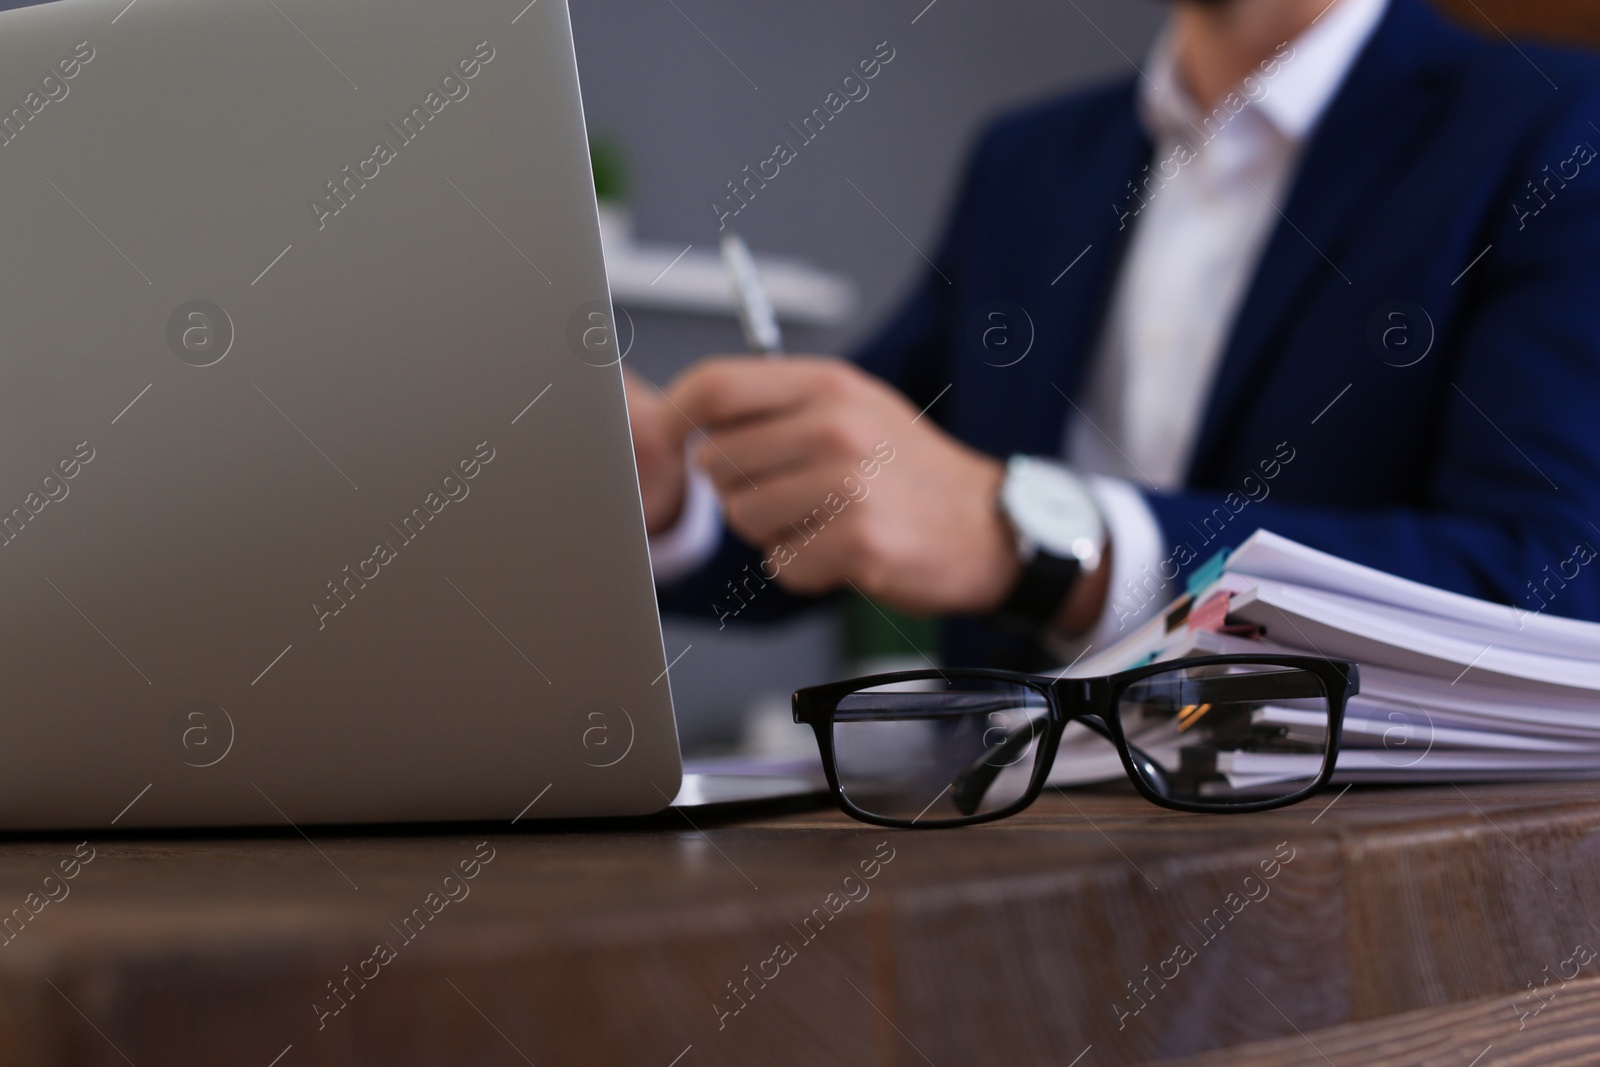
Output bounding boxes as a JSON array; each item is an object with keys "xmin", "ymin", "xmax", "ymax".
[
  {"xmin": 1046, "ymin": 474, "xmax": 1169, "ymax": 664},
  {"xmin": 647, "ymin": 463, "xmax": 724, "ymax": 585}
]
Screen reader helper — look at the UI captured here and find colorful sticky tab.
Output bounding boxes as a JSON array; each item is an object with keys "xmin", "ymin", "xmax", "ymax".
[
  {"xmin": 1185, "ymin": 547, "xmax": 1233, "ymax": 598},
  {"xmin": 1186, "ymin": 591, "xmax": 1232, "ymax": 633}
]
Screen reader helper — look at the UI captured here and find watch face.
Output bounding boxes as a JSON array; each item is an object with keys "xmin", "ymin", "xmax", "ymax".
[{"xmin": 1003, "ymin": 459, "xmax": 1104, "ymax": 561}]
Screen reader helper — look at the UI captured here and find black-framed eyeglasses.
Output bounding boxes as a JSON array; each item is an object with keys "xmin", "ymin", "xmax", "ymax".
[{"xmin": 793, "ymin": 654, "xmax": 1359, "ymax": 828}]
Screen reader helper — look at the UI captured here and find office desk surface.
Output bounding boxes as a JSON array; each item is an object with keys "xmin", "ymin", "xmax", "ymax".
[{"xmin": 1, "ymin": 782, "xmax": 1597, "ymax": 1067}]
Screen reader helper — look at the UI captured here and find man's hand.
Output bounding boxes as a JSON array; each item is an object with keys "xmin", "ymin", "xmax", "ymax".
[
  {"xmin": 622, "ymin": 368, "xmax": 691, "ymax": 535},
  {"xmin": 668, "ymin": 357, "xmax": 1019, "ymax": 616}
]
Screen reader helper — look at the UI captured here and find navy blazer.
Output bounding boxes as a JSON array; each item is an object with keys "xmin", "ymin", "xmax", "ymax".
[{"xmin": 663, "ymin": 0, "xmax": 1600, "ymax": 669}]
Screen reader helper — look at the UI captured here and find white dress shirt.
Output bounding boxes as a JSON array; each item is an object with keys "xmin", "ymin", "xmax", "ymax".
[
  {"xmin": 649, "ymin": 0, "xmax": 1389, "ymax": 652},
  {"xmin": 1064, "ymin": 0, "xmax": 1387, "ymax": 653}
]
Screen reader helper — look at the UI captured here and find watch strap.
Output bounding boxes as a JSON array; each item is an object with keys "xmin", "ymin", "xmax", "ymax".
[{"xmin": 991, "ymin": 548, "xmax": 1083, "ymax": 634}]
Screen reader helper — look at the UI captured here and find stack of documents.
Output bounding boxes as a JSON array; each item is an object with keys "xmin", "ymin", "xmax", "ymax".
[{"xmin": 1049, "ymin": 530, "xmax": 1600, "ymax": 788}]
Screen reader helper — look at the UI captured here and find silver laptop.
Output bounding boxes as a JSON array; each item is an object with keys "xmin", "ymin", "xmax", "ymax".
[{"xmin": 0, "ymin": 0, "xmax": 700, "ymax": 829}]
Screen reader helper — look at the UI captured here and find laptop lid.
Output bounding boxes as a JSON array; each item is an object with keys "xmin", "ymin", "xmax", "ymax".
[{"xmin": 0, "ymin": 0, "xmax": 680, "ymax": 829}]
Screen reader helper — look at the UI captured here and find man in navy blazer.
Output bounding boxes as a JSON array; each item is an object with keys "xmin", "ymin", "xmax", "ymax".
[{"xmin": 629, "ymin": 0, "xmax": 1600, "ymax": 669}]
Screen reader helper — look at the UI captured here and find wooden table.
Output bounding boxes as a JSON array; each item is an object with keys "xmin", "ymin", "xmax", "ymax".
[{"xmin": 1, "ymin": 781, "xmax": 1598, "ymax": 1066}]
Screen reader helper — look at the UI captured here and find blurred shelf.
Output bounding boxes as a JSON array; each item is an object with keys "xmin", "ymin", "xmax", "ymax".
[{"xmin": 598, "ymin": 205, "xmax": 857, "ymax": 325}]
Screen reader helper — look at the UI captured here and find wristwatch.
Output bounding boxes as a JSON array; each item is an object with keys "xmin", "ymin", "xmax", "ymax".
[{"xmin": 992, "ymin": 455, "xmax": 1106, "ymax": 634}]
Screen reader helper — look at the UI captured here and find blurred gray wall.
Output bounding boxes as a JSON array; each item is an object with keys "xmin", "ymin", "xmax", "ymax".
[
  {"xmin": 573, "ymin": 0, "xmax": 1166, "ymax": 358},
  {"xmin": 568, "ymin": 0, "xmax": 1166, "ymax": 749}
]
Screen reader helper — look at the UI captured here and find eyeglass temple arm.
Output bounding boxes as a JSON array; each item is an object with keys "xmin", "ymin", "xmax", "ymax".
[
  {"xmin": 1134, "ymin": 671, "xmax": 1328, "ymax": 703},
  {"xmin": 951, "ymin": 714, "xmax": 1172, "ymax": 817},
  {"xmin": 830, "ymin": 693, "xmax": 1033, "ymax": 721}
]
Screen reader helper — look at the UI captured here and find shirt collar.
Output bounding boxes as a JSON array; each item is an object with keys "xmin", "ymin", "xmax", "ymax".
[{"xmin": 1139, "ymin": 0, "xmax": 1390, "ymax": 147}]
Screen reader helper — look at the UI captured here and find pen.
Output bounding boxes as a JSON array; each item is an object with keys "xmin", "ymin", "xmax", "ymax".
[{"xmin": 720, "ymin": 231, "xmax": 784, "ymax": 356}]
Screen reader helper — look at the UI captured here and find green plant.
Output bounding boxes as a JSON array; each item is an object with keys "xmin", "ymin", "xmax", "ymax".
[{"xmin": 589, "ymin": 134, "xmax": 629, "ymax": 203}]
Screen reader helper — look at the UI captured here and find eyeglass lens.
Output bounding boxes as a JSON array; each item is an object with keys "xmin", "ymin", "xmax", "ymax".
[
  {"xmin": 831, "ymin": 677, "xmax": 1050, "ymax": 824},
  {"xmin": 1116, "ymin": 661, "xmax": 1333, "ymax": 806}
]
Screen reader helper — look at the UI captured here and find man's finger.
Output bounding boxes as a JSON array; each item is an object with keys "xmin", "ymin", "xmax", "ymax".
[
  {"xmin": 694, "ymin": 408, "xmax": 864, "ymax": 489},
  {"xmin": 667, "ymin": 356, "xmax": 853, "ymax": 429},
  {"xmin": 719, "ymin": 466, "xmax": 866, "ymax": 550}
]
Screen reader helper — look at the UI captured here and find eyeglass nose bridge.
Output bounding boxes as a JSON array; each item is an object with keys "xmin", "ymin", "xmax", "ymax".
[
  {"xmin": 1047, "ymin": 676, "xmax": 1188, "ymax": 800},
  {"xmin": 1071, "ymin": 712, "xmax": 1174, "ymax": 799}
]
